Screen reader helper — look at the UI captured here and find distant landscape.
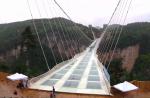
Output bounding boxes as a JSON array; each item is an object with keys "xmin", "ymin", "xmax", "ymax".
[
  {"xmin": 0, "ymin": 18, "xmax": 150, "ymax": 85},
  {"xmin": 0, "ymin": 17, "xmax": 100, "ymax": 77}
]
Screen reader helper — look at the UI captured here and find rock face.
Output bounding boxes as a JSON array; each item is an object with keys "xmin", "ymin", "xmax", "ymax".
[
  {"xmin": 121, "ymin": 44, "xmax": 139, "ymax": 71},
  {"xmin": 0, "ymin": 36, "xmax": 87, "ymax": 63},
  {"xmin": 0, "ymin": 46, "xmax": 21, "ymax": 63},
  {"xmin": 100, "ymin": 44, "xmax": 140, "ymax": 72},
  {"xmin": 0, "ymin": 43, "xmax": 139, "ymax": 72}
]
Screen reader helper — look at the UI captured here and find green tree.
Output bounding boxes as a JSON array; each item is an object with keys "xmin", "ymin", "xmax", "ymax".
[
  {"xmin": 131, "ymin": 54, "xmax": 150, "ymax": 80},
  {"xmin": 20, "ymin": 26, "xmax": 37, "ymax": 52},
  {"xmin": 20, "ymin": 26, "xmax": 37, "ymax": 66},
  {"xmin": 108, "ymin": 59, "xmax": 127, "ymax": 85},
  {"xmin": 0, "ymin": 62, "xmax": 10, "ymax": 72}
]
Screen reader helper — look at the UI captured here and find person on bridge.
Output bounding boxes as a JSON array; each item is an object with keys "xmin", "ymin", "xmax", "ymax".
[{"xmin": 50, "ymin": 86, "xmax": 56, "ymax": 98}]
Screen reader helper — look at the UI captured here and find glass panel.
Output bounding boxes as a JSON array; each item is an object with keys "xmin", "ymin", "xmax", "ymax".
[
  {"xmin": 91, "ymin": 67, "xmax": 97, "ymax": 71},
  {"xmin": 72, "ymin": 69, "xmax": 84, "ymax": 75},
  {"xmin": 58, "ymin": 69, "xmax": 68, "ymax": 74},
  {"xmin": 68, "ymin": 75, "xmax": 82, "ymax": 80},
  {"xmin": 88, "ymin": 76, "xmax": 100, "ymax": 81},
  {"xmin": 50, "ymin": 74, "xmax": 63, "ymax": 79},
  {"xmin": 76, "ymin": 66, "xmax": 86, "ymax": 69},
  {"xmin": 80, "ymin": 62, "xmax": 87, "ymax": 64},
  {"xmin": 84, "ymin": 56, "xmax": 90, "ymax": 58},
  {"xmin": 87, "ymin": 82, "xmax": 101, "ymax": 89},
  {"xmin": 89, "ymin": 71, "xmax": 99, "ymax": 75},
  {"xmin": 79, "ymin": 63, "xmax": 86, "ymax": 66},
  {"xmin": 91, "ymin": 62, "xmax": 97, "ymax": 67},
  {"xmin": 41, "ymin": 80, "xmax": 58, "ymax": 86},
  {"xmin": 63, "ymin": 81, "xmax": 79, "ymax": 88}
]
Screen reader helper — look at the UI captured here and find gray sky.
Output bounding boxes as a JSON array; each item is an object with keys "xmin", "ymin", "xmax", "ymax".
[{"xmin": 0, "ymin": 0, "xmax": 150, "ymax": 26}]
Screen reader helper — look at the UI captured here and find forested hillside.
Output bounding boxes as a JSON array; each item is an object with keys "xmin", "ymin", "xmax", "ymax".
[
  {"xmin": 0, "ymin": 17, "xmax": 99, "ymax": 53},
  {"xmin": 0, "ymin": 19, "xmax": 149, "ymax": 83},
  {"xmin": 0, "ymin": 17, "xmax": 100, "ymax": 77},
  {"xmin": 107, "ymin": 22, "xmax": 150, "ymax": 84}
]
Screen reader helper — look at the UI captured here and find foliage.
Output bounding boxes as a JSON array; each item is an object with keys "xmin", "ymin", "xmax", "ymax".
[
  {"xmin": 0, "ymin": 18, "xmax": 101, "ymax": 76},
  {"xmin": 11, "ymin": 27, "xmax": 60, "ymax": 76},
  {"xmin": 108, "ymin": 58, "xmax": 128, "ymax": 85},
  {"xmin": 108, "ymin": 22, "xmax": 150, "ymax": 82},
  {"xmin": 0, "ymin": 18, "xmax": 100, "ymax": 53},
  {"xmin": 118, "ymin": 22, "xmax": 150, "ymax": 52},
  {"xmin": 21, "ymin": 26, "xmax": 37, "ymax": 50},
  {"xmin": 0, "ymin": 62, "xmax": 10, "ymax": 72},
  {"xmin": 131, "ymin": 54, "xmax": 150, "ymax": 80}
]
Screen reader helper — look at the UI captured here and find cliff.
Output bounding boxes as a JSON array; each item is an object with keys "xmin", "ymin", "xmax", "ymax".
[{"xmin": 100, "ymin": 44, "xmax": 140, "ymax": 72}]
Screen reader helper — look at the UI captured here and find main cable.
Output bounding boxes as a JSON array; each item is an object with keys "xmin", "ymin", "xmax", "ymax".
[
  {"xmin": 50, "ymin": 1, "xmax": 74, "ymax": 58},
  {"xmin": 53, "ymin": 0, "xmax": 92, "ymax": 45}
]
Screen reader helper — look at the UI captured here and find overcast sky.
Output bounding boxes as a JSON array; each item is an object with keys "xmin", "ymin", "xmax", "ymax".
[{"xmin": 0, "ymin": 0, "xmax": 150, "ymax": 26}]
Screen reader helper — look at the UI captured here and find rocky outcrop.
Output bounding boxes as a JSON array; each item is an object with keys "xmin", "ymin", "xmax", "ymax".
[
  {"xmin": 0, "ymin": 46, "xmax": 21, "ymax": 63},
  {"xmin": 100, "ymin": 44, "xmax": 140, "ymax": 72}
]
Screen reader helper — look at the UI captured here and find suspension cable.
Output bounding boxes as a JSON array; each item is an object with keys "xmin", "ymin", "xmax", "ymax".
[
  {"xmin": 34, "ymin": 0, "xmax": 57, "ymax": 65},
  {"xmin": 53, "ymin": 0, "xmax": 88, "ymax": 53},
  {"xmin": 103, "ymin": 0, "xmax": 128, "ymax": 65},
  {"xmin": 98, "ymin": 0, "xmax": 122, "ymax": 59},
  {"xmin": 50, "ymin": 2, "xmax": 74, "ymax": 58},
  {"xmin": 53, "ymin": 0, "xmax": 92, "ymax": 44},
  {"xmin": 107, "ymin": 0, "xmax": 133, "ymax": 69},
  {"xmin": 52, "ymin": 1, "xmax": 81, "ymax": 55},
  {"xmin": 46, "ymin": 0, "xmax": 68, "ymax": 60},
  {"xmin": 26, "ymin": 0, "xmax": 50, "ymax": 70},
  {"xmin": 44, "ymin": 0, "xmax": 64, "ymax": 62}
]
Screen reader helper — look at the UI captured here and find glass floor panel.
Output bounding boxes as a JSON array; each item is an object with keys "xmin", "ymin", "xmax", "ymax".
[
  {"xmin": 91, "ymin": 67, "xmax": 97, "ymax": 71},
  {"xmin": 72, "ymin": 69, "xmax": 84, "ymax": 75},
  {"xmin": 57, "ymin": 69, "xmax": 69, "ymax": 74},
  {"xmin": 86, "ymin": 82, "xmax": 101, "ymax": 89},
  {"xmin": 89, "ymin": 70, "xmax": 99, "ymax": 75},
  {"xmin": 68, "ymin": 75, "xmax": 82, "ymax": 80},
  {"xmin": 63, "ymin": 81, "xmax": 79, "ymax": 88},
  {"xmin": 41, "ymin": 79, "xmax": 58, "ymax": 86},
  {"xmin": 76, "ymin": 66, "xmax": 86, "ymax": 69},
  {"xmin": 88, "ymin": 76, "xmax": 100, "ymax": 81},
  {"xmin": 50, "ymin": 74, "xmax": 63, "ymax": 79}
]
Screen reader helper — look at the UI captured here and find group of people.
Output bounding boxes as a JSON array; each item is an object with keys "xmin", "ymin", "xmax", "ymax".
[{"xmin": 17, "ymin": 79, "xmax": 28, "ymax": 89}]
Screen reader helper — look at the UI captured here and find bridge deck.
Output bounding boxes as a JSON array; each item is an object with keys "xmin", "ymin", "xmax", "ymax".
[{"xmin": 29, "ymin": 39, "xmax": 110, "ymax": 95}]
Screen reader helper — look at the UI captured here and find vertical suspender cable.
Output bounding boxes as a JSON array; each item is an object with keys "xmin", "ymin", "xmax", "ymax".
[
  {"xmin": 34, "ymin": 0, "xmax": 57, "ymax": 65},
  {"xmin": 26, "ymin": 0, "xmax": 50, "ymax": 70},
  {"xmin": 103, "ymin": 0, "xmax": 128, "ymax": 65},
  {"xmin": 44, "ymin": 0, "xmax": 64, "ymax": 62},
  {"xmin": 98, "ymin": 0, "xmax": 122, "ymax": 59},
  {"xmin": 49, "ymin": 2, "xmax": 73, "ymax": 58},
  {"xmin": 47, "ymin": 1, "xmax": 69, "ymax": 60},
  {"xmin": 107, "ymin": 0, "xmax": 133, "ymax": 69}
]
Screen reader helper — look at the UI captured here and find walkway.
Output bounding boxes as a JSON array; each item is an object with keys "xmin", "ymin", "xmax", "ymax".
[{"xmin": 29, "ymin": 39, "xmax": 110, "ymax": 95}]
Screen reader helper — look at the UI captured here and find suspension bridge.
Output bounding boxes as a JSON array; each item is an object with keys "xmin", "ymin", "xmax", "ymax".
[
  {"xmin": 25, "ymin": 0, "xmax": 133, "ymax": 96},
  {"xmin": 29, "ymin": 36, "xmax": 111, "ymax": 95}
]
